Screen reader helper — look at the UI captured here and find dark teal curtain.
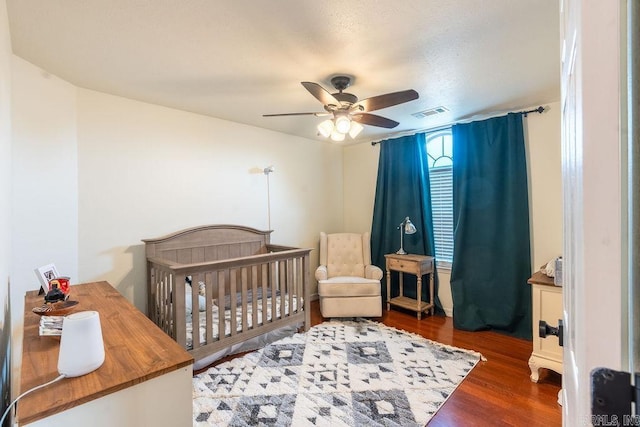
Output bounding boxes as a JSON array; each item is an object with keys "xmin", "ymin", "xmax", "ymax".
[
  {"xmin": 451, "ymin": 112, "xmax": 531, "ymax": 339},
  {"xmin": 371, "ymin": 133, "xmax": 443, "ymax": 314}
]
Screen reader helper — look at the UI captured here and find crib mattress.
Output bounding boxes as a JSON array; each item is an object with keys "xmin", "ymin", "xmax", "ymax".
[{"xmin": 186, "ymin": 295, "xmax": 300, "ymax": 350}]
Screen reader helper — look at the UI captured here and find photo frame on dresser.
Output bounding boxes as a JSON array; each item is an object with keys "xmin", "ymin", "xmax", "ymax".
[{"xmin": 35, "ymin": 263, "xmax": 59, "ymax": 295}]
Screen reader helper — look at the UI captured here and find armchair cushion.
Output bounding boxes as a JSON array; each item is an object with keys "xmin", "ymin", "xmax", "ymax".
[
  {"xmin": 318, "ymin": 277, "xmax": 380, "ymax": 297},
  {"xmin": 325, "ymin": 233, "xmax": 366, "ymax": 277}
]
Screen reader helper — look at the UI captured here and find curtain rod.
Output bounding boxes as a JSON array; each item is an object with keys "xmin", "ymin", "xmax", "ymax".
[{"xmin": 370, "ymin": 105, "xmax": 546, "ymax": 146}]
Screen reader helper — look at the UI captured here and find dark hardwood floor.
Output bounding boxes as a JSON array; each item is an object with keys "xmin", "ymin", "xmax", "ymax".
[{"xmin": 201, "ymin": 300, "xmax": 563, "ymax": 426}]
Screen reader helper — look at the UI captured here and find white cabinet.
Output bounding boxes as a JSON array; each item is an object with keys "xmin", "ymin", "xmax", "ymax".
[
  {"xmin": 528, "ymin": 271, "xmax": 563, "ymax": 382},
  {"xmin": 23, "ymin": 367, "xmax": 192, "ymax": 427}
]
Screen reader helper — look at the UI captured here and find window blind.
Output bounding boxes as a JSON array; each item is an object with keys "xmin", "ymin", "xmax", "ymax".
[{"xmin": 429, "ymin": 165, "xmax": 454, "ymax": 264}]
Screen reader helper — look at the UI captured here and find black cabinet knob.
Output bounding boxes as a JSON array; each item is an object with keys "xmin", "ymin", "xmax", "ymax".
[{"xmin": 539, "ymin": 319, "xmax": 563, "ymax": 346}]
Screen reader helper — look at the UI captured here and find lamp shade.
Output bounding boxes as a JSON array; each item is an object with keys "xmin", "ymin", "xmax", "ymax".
[
  {"xmin": 58, "ymin": 311, "xmax": 105, "ymax": 377},
  {"xmin": 330, "ymin": 129, "xmax": 346, "ymax": 141},
  {"xmin": 334, "ymin": 116, "xmax": 351, "ymax": 134},
  {"xmin": 404, "ymin": 218, "xmax": 417, "ymax": 234},
  {"xmin": 348, "ymin": 121, "xmax": 364, "ymax": 138},
  {"xmin": 317, "ymin": 119, "xmax": 334, "ymax": 138},
  {"xmin": 396, "ymin": 216, "xmax": 417, "ymax": 254}
]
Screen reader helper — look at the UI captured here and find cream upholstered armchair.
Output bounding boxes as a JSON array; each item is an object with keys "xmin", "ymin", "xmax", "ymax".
[{"xmin": 315, "ymin": 232, "xmax": 383, "ymax": 318}]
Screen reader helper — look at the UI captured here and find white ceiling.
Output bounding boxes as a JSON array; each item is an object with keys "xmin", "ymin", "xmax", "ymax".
[{"xmin": 6, "ymin": 1, "xmax": 560, "ymax": 144}]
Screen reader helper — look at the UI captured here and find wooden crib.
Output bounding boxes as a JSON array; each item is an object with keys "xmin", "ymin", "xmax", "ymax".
[{"xmin": 143, "ymin": 224, "xmax": 311, "ymax": 370}]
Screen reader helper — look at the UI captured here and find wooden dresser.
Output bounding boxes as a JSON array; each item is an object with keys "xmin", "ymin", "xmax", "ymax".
[
  {"xmin": 18, "ymin": 281, "xmax": 193, "ymax": 426},
  {"xmin": 527, "ymin": 271, "xmax": 563, "ymax": 382}
]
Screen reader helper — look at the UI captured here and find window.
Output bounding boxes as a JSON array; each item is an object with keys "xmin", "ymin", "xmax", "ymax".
[{"xmin": 426, "ymin": 130, "xmax": 453, "ymax": 267}]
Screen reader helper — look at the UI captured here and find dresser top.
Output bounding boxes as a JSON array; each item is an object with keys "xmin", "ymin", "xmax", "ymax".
[
  {"xmin": 384, "ymin": 253, "xmax": 434, "ymax": 262},
  {"xmin": 18, "ymin": 281, "xmax": 193, "ymax": 425},
  {"xmin": 527, "ymin": 270, "xmax": 557, "ymax": 287}
]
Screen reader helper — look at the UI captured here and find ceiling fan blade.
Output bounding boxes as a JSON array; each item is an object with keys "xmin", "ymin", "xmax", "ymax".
[
  {"xmin": 352, "ymin": 89, "xmax": 419, "ymax": 113},
  {"xmin": 301, "ymin": 82, "xmax": 342, "ymax": 107},
  {"xmin": 352, "ymin": 113, "xmax": 400, "ymax": 129},
  {"xmin": 263, "ymin": 112, "xmax": 329, "ymax": 117}
]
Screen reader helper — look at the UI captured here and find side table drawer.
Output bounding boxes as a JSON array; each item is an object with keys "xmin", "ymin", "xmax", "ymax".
[{"xmin": 387, "ymin": 258, "xmax": 416, "ymax": 274}]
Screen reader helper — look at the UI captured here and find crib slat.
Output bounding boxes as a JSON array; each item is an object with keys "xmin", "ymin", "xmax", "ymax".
[
  {"xmin": 192, "ymin": 273, "xmax": 204, "ymax": 348},
  {"xmin": 205, "ymin": 272, "xmax": 213, "ymax": 344},
  {"xmin": 162, "ymin": 270, "xmax": 168, "ymax": 334},
  {"xmin": 162, "ymin": 269, "xmax": 168, "ymax": 334},
  {"xmin": 174, "ymin": 275, "xmax": 186, "ymax": 348},
  {"xmin": 251, "ymin": 264, "xmax": 258, "ymax": 329},
  {"xmin": 261, "ymin": 263, "xmax": 268, "ymax": 326},
  {"xmin": 229, "ymin": 269, "xmax": 236, "ymax": 337},
  {"xmin": 297, "ymin": 256, "xmax": 303, "ymax": 314},
  {"xmin": 217, "ymin": 271, "xmax": 225, "ymax": 341},
  {"xmin": 303, "ymin": 252, "xmax": 311, "ymax": 330},
  {"xmin": 160, "ymin": 269, "xmax": 169, "ymax": 336},
  {"xmin": 191, "ymin": 282, "xmax": 200, "ymax": 349},
  {"xmin": 288, "ymin": 258, "xmax": 294, "ymax": 316},
  {"xmin": 240, "ymin": 267, "xmax": 248, "ymax": 333},
  {"xmin": 270, "ymin": 261, "xmax": 277, "ymax": 322},
  {"xmin": 280, "ymin": 260, "xmax": 287, "ymax": 319}
]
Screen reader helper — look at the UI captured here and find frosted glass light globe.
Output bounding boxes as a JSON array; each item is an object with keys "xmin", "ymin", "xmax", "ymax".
[{"xmin": 334, "ymin": 116, "xmax": 351, "ymax": 134}]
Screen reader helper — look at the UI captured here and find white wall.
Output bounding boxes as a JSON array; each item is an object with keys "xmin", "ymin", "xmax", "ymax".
[
  {"xmin": 0, "ymin": 0, "xmax": 10, "ymax": 302},
  {"xmin": 8, "ymin": 60, "xmax": 343, "ymax": 408},
  {"xmin": 343, "ymin": 103, "xmax": 563, "ymax": 316},
  {"xmin": 525, "ymin": 102, "xmax": 562, "ymax": 271},
  {"xmin": 11, "ymin": 56, "xmax": 79, "ymax": 302},
  {"xmin": 0, "ymin": 3, "xmax": 10, "ymax": 285},
  {"xmin": 343, "ymin": 143, "xmax": 379, "ymax": 233},
  {"xmin": 526, "ymin": 102, "xmax": 563, "ymax": 269},
  {"xmin": 10, "ymin": 56, "xmax": 79, "ymax": 398},
  {"xmin": 9, "ymin": 58, "xmax": 343, "ymax": 317},
  {"xmin": 1, "ymin": 0, "xmax": 13, "ymax": 416},
  {"xmin": 76, "ymin": 89, "xmax": 344, "ymax": 310}
]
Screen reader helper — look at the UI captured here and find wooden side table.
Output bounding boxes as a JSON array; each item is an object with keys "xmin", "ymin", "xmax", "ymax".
[{"xmin": 385, "ymin": 254, "xmax": 435, "ymax": 319}]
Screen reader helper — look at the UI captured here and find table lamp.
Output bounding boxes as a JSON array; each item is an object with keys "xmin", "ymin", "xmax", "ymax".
[
  {"xmin": 396, "ymin": 216, "xmax": 417, "ymax": 255},
  {"xmin": 58, "ymin": 311, "xmax": 105, "ymax": 377}
]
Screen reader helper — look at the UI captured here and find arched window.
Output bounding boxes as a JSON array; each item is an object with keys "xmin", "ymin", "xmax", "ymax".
[{"xmin": 426, "ymin": 130, "xmax": 453, "ymax": 267}]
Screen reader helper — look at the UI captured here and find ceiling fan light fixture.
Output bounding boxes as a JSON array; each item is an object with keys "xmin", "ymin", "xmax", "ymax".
[
  {"xmin": 264, "ymin": 77, "xmax": 419, "ymax": 140},
  {"xmin": 330, "ymin": 129, "xmax": 346, "ymax": 142},
  {"xmin": 317, "ymin": 119, "xmax": 334, "ymax": 138},
  {"xmin": 348, "ymin": 121, "xmax": 364, "ymax": 139},
  {"xmin": 334, "ymin": 115, "xmax": 351, "ymax": 134}
]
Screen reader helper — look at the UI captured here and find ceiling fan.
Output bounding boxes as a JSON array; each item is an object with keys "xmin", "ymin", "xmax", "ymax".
[{"xmin": 263, "ymin": 75, "xmax": 419, "ymax": 141}]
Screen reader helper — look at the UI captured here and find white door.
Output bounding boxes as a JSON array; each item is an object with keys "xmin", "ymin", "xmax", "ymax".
[
  {"xmin": 630, "ymin": 1, "xmax": 640, "ymax": 382},
  {"xmin": 560, "ymin": 0, "xmax": 628, "ymax": 424}
]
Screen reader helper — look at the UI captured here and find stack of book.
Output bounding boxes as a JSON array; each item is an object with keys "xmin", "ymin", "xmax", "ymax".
[{"xmin": 39, "ymin": 316, "xmax": 64, "ymax": 336}]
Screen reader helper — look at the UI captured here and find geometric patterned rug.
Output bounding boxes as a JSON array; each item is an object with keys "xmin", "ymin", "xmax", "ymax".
[{"xmin": 193, "ymin": 318, "xmax": 484, "ymax": 426}]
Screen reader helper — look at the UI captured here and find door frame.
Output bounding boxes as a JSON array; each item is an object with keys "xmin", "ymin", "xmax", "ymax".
[{"xmin": 560, "ymin": 0, "xmax": 628, "ymax": 423}]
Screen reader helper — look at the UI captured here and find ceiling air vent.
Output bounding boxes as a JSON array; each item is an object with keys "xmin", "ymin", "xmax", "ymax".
[{"xmin": 411, "ymin": 106, "xmax": 449, "ymax": 119}]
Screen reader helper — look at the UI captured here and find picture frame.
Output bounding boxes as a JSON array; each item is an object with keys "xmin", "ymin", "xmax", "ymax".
[{"xmin": 35, "ymin": 263, "xmax": 60, "ymax": 295}]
